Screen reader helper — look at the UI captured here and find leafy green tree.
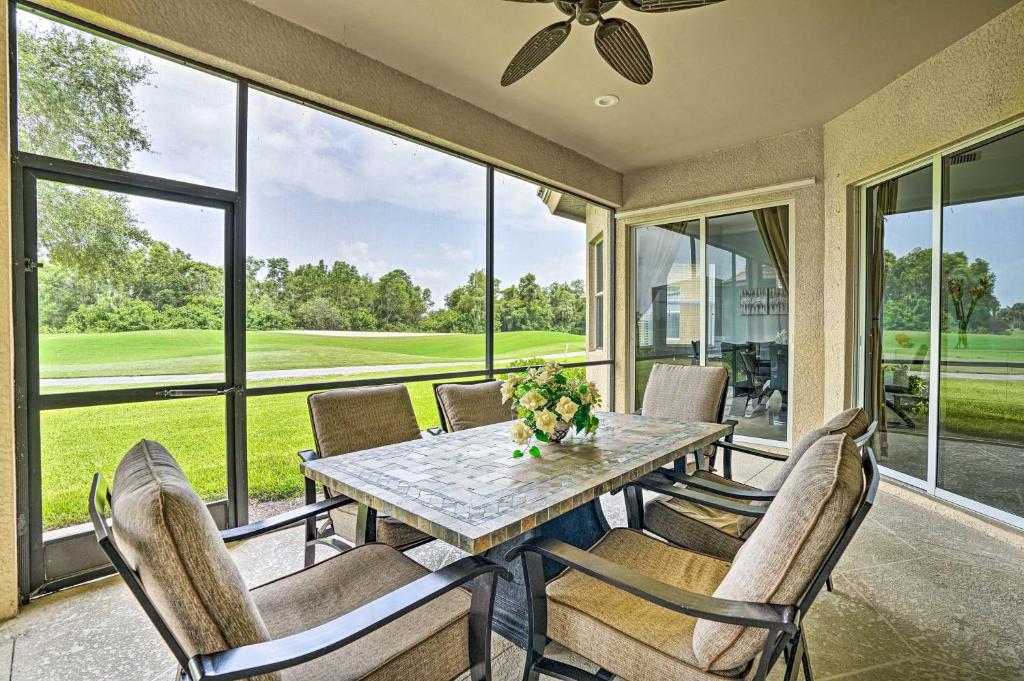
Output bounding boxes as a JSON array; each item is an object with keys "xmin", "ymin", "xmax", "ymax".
[
  {"xmin": 498, "ymin": 274, "xmax": 553, "ymax": 331},
  {"xmin": 548, "ymin": 279, "xmax": 585, "ymax": 334},
  {"xmin": 374, "ymin": 270, "xmax": 431, "ymax": 331}
]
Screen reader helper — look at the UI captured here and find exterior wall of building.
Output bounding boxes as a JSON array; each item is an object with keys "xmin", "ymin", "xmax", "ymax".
[
  {"xmin": 617, "ymin": 127, "xmax": 825, "ymax": 447},
  {"xmin": 821, "ymin": 0, "xmax": 1024, "ymax": 415},
  {"xmin": 584, "ymin": 204, "xmax": 612, "ymax": 407}
]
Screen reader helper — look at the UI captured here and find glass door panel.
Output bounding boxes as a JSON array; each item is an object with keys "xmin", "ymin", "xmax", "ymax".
[
  {"xmin": 633, "ymin": 219, "xmax": 701, "ymax": 407},
  {"xmin": 938, "ymin": 128, "xmax": 1024, "ymax": 517},
  {"xmin": 864, "ymin": 165, "xmax": 934, "ymax": 480},
  {"xmin": 29, "ymin": 177, "xmax": 234, "ymax": 589},
  {"xmin": 706, "ymin": 208, "xmax": 790, "ymax": 442},
  {"xmin": 37, "ymin": 182, "xmax": 227, "ymax": 393}
]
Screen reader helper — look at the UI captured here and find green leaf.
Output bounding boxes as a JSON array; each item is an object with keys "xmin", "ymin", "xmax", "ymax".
[
  {"xmin": 529, "ymin": 445, "xmax": 542, "ymax": 458},
  {"xmin": 554, "ymin": 373, "xmax": 567, "ymax": 384},
  {"xmin": 579, "ymin": 384, "xmax": 588, "ymax": 393},
  {"xmin": 535, "ymin": 430, "xmax": 550, "ymax": 443},
  {"xmin": 512, "ymin": 449, "xmax": 524, "ymax": 458}
]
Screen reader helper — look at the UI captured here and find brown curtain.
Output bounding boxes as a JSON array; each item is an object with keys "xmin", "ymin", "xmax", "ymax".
[
  {"xmin": 868, "ymin": 180, "xmax": 899, "ymax": 448},
  {"xmin": 753, "ymin": 206, "xmax": 790, "ymax": 294}
]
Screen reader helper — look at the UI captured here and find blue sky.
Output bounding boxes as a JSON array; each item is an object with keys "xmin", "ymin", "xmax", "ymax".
[
  {"xmin": 885, "ymin": 195, "xmax": 1024, "ymax": 307},
  {"xmin": 25, "ymin": 9, "xmax": 589, "ymax": 307},
  {"xmin": 20, "ymin": 10, "xmax": 588, "ymax": 306}
]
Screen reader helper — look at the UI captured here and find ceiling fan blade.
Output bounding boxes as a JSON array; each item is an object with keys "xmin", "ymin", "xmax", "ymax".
[
  {"xmin": 594, "ymin": 18, "xmax": 653, "ymax": 85},
  {"xmin": 621, "ymin": 0, "xmax": 726, "ymax": 12},
  {"xmin": 501, "ymin": 20, "xmax": 572, "ymax": 86}
]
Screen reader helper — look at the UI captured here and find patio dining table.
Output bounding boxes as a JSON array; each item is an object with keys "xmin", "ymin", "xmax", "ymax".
[{"xmin": 301, "ymin": 411, "xmax": 731, "ymax": 647}]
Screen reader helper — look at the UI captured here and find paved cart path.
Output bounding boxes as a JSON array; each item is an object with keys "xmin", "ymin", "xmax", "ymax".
[{"xmin": 40, "ymin": 352, "xmax": 583, "ymax": 388}]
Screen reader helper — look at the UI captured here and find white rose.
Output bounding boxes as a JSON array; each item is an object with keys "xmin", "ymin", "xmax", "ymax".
[
  {"xmin": 534, "ymin": 370, "xmax": 552, "ymax": 385},
  {"xmin": 500, "ymin": 380, "xmax": 516, "ymax": 404},
  {"xmin": 534, "ymin": 409, "xmax": 558, "ymax": 435},
  {"xmin": 555, "ymin": 395, "xmax": 578, "ymax": 422},
  {"xmin": 510, "ymin": 420, "xmax": 533, "ymax": 445},
  {"xmin": 520, "ymin": 389, "xmax": 547, "ymax": 411},
  {"xmin": 545, "ymin": 361, "xmax": 561, "ymax": 373}
]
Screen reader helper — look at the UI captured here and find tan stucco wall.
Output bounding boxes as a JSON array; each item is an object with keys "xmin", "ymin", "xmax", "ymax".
[
  {"xmin": 0, "ymin": 6, "xmax": 16, "ymax": 621},
  {"xmin": 617, "ymin": 127, "xmax": 826, "ymax": 445},
  {"xmin": 821, "ymin": 0, "xmax": 1024, "ymax": 415},
  {"xmin": 34, "ymin": 0, "xmax": 622, "ymax": 207}
]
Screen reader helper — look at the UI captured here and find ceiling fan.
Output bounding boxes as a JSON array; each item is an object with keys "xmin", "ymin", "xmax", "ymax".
[{"xmin": 500, "ymin": 0, "xmax": 725, "ymax": 86}]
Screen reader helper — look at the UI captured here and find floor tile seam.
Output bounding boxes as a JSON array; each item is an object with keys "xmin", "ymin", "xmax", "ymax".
[
  {"xmin": 834, "ymin": 573, "xmax": 919, "ymax": 657},
  {"xmin": 815, "ymin": 655, "xmax": 920, "ymax": 680}
]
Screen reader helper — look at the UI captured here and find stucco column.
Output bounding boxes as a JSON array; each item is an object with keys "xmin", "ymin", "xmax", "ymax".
[{"xmin": 0, "ymin": 4, "xmax": 20, "ymax": 619}]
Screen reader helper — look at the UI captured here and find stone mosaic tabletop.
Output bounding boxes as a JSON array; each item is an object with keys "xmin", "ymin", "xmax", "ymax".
[{"xmin": 301, "ymin": 412, "xmax": 731, "ymax": 554}]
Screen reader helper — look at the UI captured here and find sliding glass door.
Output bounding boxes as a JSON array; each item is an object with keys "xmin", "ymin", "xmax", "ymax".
[
  {"xmin": 632, "ymin": 205, "xmax": 793, "ymax": 444},
  {"xmin": 863, "ymin": 123, "xmax": 1024, "ymax": 527},
  {"xmin": 937, "ymin": 128, "xmax": 1024, "ymax": 520}
]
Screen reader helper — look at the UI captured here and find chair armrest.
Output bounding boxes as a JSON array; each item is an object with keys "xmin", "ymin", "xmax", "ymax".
[
  {"xmin": 297, "ymin": 449, "xmax": 319, "ymax": 463},
  {"xmin": 506, "ymin": 537, "xmax": 795, "ymax": 632},
  {"xmin": 628, "ymin": 479, "xmax": 767, "ymax": 518},
  {"xmin": 653, "ymin": 470, "xmax": 776, "ymax": 502},
  {"xmin": 220, "ymin": 496, "xmax": 352, "ymax": 543},
  {"xmin": 425, "ymin": 427, "xmax": 444, "ymax": 437},
  {"xmin": 632, "ymin": 407, "xmax": 642, "ymax": 415},
  {"xmin": 187, "ymin": 556, "xmax": 511, "ymax": 681},
  {"xmin": 713, "ymin": 440, "xmax": 788, "ymax": 462}
]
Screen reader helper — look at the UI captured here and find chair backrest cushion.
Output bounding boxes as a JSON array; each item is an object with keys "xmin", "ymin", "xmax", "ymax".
[
  {"xmin": 111, "ymin": 440, "xmax": 277, "ymax": 680},
  {"xmin": 436, "ymin": 381, "xmax": 514, "ymax": 431},
  {"xmin": 692, "ymin": 434, "xmax": 863, "ymax": 672},
  {"xmin": 308, "ymin": 384, "xmax": 421, "ymax": 456},
  {"xmin": 641, "ymin": 364, "xmax": 729, "ymax": 422},
  {"xmin": 761, "ymin": 407, "xmax": 869, "ymax": 494}
]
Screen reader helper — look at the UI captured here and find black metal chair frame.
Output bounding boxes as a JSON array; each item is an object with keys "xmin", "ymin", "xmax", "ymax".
[
  {"xmin": 299, "ymin": 388, "xmax": 437, "ymax": 566},
  {"xmin": 623, "ymin": 375, "xmax": 736, "ymax": 525},
  {"xmin": 508, "ymin": 447, "xmax": 879, "ymax": 681},
  {"xmin": 623, "ymin": 420, "xmax": 878, "ymax": 593},
  {"xmin": 432, "ymin": 378, "xmax": 501, "ymax": 434},
  {"xmin": 89, "ymin": 473, "xmax": 510, "ymax": 681}
]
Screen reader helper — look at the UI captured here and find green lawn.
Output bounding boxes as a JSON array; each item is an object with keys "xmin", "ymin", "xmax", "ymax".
[
  {"xmin": 39, "ymin": 329, "xmax": 587, "ymax": 529},
  {"xmin": 882, "ymin": 329, "xmax": 1024, "ymax": 364},
  {"xmin": 40, "ymin": 329, "xmax": 585, "ymax": 378}
]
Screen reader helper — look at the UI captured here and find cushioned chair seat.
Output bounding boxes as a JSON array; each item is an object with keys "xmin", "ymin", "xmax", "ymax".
[
  {"xmin": 644, "ymin": 471, "xmax": 758, "ymax": 560},
  {"xmin": 328, "ymin": 502, "xmax": 433, "ymax": 549},
  {"xmin": 546, "ymin": 528, "xmax": 748, "ymax": 681},
  {"xmin": 253, "ymin": 543, "xmax": 471, "ymax": 681}
]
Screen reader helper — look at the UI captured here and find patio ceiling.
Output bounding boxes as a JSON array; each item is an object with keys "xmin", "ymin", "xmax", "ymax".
[{"xmin": 243, "ymin": 0, "xmax": 1018, "ymax": 173}]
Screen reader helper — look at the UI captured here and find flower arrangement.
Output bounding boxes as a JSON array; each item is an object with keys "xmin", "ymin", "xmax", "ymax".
[{"xmin": 502, "ymin": 362, "xmax": 602, "ymax": 458}]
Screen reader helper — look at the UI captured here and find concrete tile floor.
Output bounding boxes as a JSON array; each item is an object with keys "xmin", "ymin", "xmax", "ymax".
[{"xmin": 2, "ymin": 455, "xmax": 1022, "ymax": 681}]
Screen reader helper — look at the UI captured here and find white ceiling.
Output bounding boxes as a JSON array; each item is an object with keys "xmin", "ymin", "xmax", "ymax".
[{"xmin": 245, "ymin": 0, "xmax": 1018, "ymax": 173}]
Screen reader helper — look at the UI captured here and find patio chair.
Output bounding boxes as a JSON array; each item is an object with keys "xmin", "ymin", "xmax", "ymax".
[
  {"xmin": 508, "ymin": 433, "xmax": 878, "ymax": 681},
  {"xmin": 630, "ymin": 408, "xmax": 875, "ymax": 592},
  {"xmin": 89, "ymin": 440, "xmax": 509, "ymax": 681},
  {"xmin": 628, "ymin": 361, "xmax": 731, "ymax": 481},
  {"xmin": 301, "ymin": 384, "xmax": 434, "ymax": 565},
  {"xmin": 433, "ymin": 380, "xmax": 514, "ymax": 432}
]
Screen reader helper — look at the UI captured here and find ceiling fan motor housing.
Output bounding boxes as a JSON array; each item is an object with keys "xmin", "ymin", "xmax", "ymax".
[{"xmin": 557, "ymin": 0, "xmax": 620, "ymax": 24}]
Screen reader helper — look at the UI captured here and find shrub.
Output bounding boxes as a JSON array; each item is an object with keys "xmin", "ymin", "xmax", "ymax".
[
  {"xmin": 293, "ymin": 296, "xmax": 346, "ymax": 331},
  {"xmin": 63, "ymin": 296, "xmax": 159, "ymax": 333},
  {"xmin": 894, "ymin": 332, "xmax": 914, "ymax": 348}
]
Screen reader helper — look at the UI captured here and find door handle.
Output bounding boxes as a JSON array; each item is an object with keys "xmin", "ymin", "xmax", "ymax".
[{"xmin": 156, "ymin": 386, "xmax": 243, "ymax": 398}]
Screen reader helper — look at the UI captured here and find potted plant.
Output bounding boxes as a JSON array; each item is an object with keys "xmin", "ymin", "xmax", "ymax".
[{"xmin": 502, "ymin": 361, "xmax": 602, "ymax": 458}]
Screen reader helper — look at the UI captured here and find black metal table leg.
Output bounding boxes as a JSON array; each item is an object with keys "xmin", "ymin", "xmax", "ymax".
[{"xmin": 483, "ymin": 498, "xmax": 610, "ymax": 648}]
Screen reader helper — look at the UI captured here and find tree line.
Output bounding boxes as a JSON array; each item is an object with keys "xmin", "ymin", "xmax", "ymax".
[
  {"xmin": 39, "ymin": 229, "xmax": 587, "ymax": 335},
  {"xmin": 883, "ymin": 247, "xmax": 1022, "ymax": 334}
]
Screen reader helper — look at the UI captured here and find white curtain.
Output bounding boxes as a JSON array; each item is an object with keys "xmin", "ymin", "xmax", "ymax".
[{"xmin": 635, "ymin": 223, "xmax": 692, "ymax": 320}]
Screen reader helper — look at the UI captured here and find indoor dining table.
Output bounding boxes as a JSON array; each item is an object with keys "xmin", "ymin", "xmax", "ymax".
[{"xmin": 301, "ymin": 411, "xmax": 731, "ymax": 647}]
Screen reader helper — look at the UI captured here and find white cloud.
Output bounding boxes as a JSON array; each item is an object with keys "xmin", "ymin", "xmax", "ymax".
[
  {"xmin": 334, "ymin": 240, "xmax": 388, "ymax": 278},
  {"xmin": 246, "ymin": 91, "xmax": 486, "ymax": 221},
  {"xmin": 440, "ymin": 243, "xmax": 474, "ymax": 262}
]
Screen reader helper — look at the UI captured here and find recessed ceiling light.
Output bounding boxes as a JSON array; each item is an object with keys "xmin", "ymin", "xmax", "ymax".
[{"xmin": 594, "ymin": 94, "xmax": 620, "ymax": 108}]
